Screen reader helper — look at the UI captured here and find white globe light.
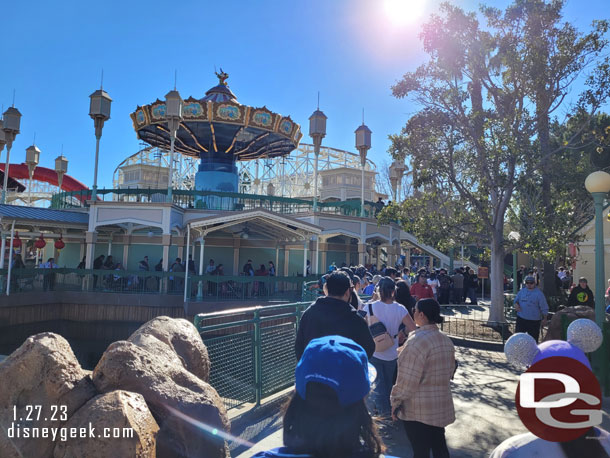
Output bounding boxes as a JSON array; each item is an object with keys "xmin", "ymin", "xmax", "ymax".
[{"xmin": 585, "ymin": 170, "xmax": 610, "ymax": 194}]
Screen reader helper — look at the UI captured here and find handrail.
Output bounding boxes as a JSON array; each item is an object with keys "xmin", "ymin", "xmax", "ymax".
[{"xmin": 49, "ymin": 187, "xmax": 378, "ymax": 218}]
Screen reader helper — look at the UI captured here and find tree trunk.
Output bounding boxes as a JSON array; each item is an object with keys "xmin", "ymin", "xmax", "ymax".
[{"xmin": 489, "ymin": 230, "xmax": 506, "ymax": 323}]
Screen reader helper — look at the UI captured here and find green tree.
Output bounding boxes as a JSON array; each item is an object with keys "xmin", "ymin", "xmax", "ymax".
[
  {"xmin": 485, "ymin": 0, "xmax": 609, "ymax": 296},
  {"xmin": 388, "ymin": 1, "xmax": 610, "ymax": 322}
]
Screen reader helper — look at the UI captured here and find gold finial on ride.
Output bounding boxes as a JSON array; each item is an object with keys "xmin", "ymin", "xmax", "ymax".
[{"xmin": 215, "ymin": 68, "xmax": 229, "ymax": 86}]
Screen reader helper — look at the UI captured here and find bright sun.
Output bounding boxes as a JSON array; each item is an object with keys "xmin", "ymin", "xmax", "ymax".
[{"xmin": 383, "ymin": 0, "xmax": 427, "ymax": 26}]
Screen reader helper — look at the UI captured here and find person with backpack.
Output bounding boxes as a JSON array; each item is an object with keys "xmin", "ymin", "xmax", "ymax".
[{"xmin": 361, "ymin": 277, "xmax": 416, "ymax": 417}]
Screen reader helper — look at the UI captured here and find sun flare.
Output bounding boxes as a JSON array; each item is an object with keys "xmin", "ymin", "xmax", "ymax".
[{"xmin": 383, "ymin": 0, "xmax": 427, "ymax": 26}]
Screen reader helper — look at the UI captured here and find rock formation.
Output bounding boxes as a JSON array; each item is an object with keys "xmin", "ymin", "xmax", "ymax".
[
  {"xmin": 0, "ymin": 316, "xmax": 229, "ymax": 458},
  {"xmin": 92, "ymin": 339, "xmax": 229, "ymax": 458},
  {"xmin": 53, "ymin": 390, "xmax": 158, "ymax": 458},
  {"xmin": 128, "ymin": 316, "xmax": 210, "ymax": 382},
  {"xmin": 0, "ymin": 333, "xmax": 96, "ymax": 458},
  {"xmin": 544, "ymin": 305, "xmax": 597, "ymax": 341}
]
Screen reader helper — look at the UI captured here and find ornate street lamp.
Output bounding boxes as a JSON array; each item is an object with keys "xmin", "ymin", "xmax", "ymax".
[
  {"xmin": 89, "ymin": 87, "xmax": 112, "ymax": 202},
  {"xmin": 584, "ymin": 170, "xmax": 610, "ymax": 379},
  {"xmin": 389, "ymin": 162, "xmax": 399, "ymax": 202},
  {"xmin": 584, "ymin": 170, "xmax": 610, "ymax": 328},
  {"xmin": 2, "ymin": 106, "xmax": 22, "ymax": 204},
  {"xmin": 393, "ymin": 160, "xmax": 407, "ymax": 202},
  {"xmin": 309, "ymin": 102, "xmax": 327, "ymax": 212},
  {"xmin": 355, "ymin": 120, "xmax": 371, "ymax": 217},
  {"xmin": 55, "ymin": 155, "xmax": 68, "ymax": 190},
  {"xmin": 165, "ymin": 89, "xmax": 184, "ymax": 203},
  {"xmin": 25, "ymin": 144, "xmax": 41, "ymax": 205},
  {"xmin": 267, "ymin": 182, "xmax": 275, "ymax": 196}
]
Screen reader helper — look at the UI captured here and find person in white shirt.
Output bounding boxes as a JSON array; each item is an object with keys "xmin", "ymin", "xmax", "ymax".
[
  {"xmin": 362, "ymin": 277, "xmax": 416, "ymax": 417},
  {"xmin": 427, "ymin": 272, "xmax": 440, "ymax": 300}
]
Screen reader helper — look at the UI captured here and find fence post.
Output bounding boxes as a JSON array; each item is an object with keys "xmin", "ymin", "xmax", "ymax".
[{"xmin": 253, "ymin": 308, "xmax": 262, "ymax": 406}]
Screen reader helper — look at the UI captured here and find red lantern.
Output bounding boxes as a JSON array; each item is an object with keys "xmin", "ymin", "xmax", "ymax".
[
  {"xmin": 12, "ymin": 232, "xmax": 21, "ymax": 249},
  {"xmin": 568, "ymin": 242, "xmax": 577, "ymax": 258},
  {"xmin": 54, "ymin": 236, "xmax": 65, "ymax": 250},
  {"xmin": 34, "ymin": 234, "xmax": 46, "ymax": 250}
]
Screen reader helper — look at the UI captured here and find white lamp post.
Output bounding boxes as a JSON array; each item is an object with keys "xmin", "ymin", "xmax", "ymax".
[
  {"xmin": 355, "ymin": 121, "xmax": 372, "ymax": 217},
  {"xmin": 55, "ymin": 155, "xmax": 68, "ymax": 191},
  {"xmin": 393, "ymin": 160, "xmax": 407, "ymax": 202},
  {"xmin": 309, "ymin": 105, "xmax": 327, "ymax": 212},
  {"xmin": 165, "ymin": 89, "xmax": 183, "ymax": 203},
  {"xmin": 25, "ymin": 144, "xmax": 41, "ymax": 205},
  {"xmin": 584, "ymin": 170, "xmax": 610, "ymax": 328},
  {"xmin": 2, "ymin": 106, "xmax": 22, "ymax": 204},
  {"xmin": 89, "ymin": 87, "xmax": 112, "ymax": 202},
  {"xmin": 389, "ymin": 162, "xmax": 399, "ymax": 202},
  {"xmin": 508, "ymin": 231, "xmax": 521, "ymax": 295}
]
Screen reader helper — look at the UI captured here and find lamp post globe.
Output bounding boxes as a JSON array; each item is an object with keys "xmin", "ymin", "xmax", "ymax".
[
  {"xmin": 355, "ymin": 122, "xmax": 372, "ymax": 217},
  {"xmin": 309, "ymin": 108, "xmax": 327, "ymax": 212},
  {"xmin": 165, "ymin": 89, "xmax": 184, "ymax": 203},
  {"xmin": 89, "ymin": 88, "xmax": 112, "ymax": 202},
  {"xmin": 585, "ymin": 170, "xmax": 610, "ymax": 194},
  {"xmin": 2, "ymin": 106, "xmax": 22, "ymax": 204}
]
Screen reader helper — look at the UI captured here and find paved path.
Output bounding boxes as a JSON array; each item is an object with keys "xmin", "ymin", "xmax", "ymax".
[
  {"xmin": 233, "ymin": 346, "xmax": 525, "ymax": 457},
  {"xmin": 232, "ymin": 345, "xmax": 610, "ymax": 458}
]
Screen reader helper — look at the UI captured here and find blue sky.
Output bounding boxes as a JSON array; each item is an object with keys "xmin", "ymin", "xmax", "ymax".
[{"xmin": 0, "ymin": 0, "xmax": 606, "ymax": 188}]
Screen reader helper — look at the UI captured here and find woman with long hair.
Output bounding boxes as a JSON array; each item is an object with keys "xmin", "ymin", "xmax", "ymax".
[
  {"xmin": 252, "ymin": 335, "xmax": 389, "ymax": 458},
  {"xmin": 395, "ymin": 280, "xmax": 416, "ymax": 318},
  {"xmin": 391, "ymin": 298, "xmax": 455, "ymax": 458},
  {"xmin": 362, "ymin": 277, "xmax": 416, "ymax": 417}
]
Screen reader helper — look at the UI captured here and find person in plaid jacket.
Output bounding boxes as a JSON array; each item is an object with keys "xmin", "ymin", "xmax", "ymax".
[{"xmin": 391, "ymin": 298, "xmax": 455, "ymax": 458}]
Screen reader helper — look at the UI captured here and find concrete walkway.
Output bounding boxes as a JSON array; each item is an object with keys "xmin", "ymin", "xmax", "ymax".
[
  {"xmin": 232, "ymin": 346, "xmax": 525, "ymax": 457},
  {"xmin": 231, "ymin": 345, "xmax": 610, "ymax": 458}
]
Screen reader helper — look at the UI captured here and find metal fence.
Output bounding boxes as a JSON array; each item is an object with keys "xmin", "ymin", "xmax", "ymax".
[
  {"xmin": 194, "ymin": 302, "xmax": 310, "ymax": 410},
  {"xmin": 186, "ymin": 275, "xmax": 316, "ymax": 302},
  {"xmin": 0, "ymin": 268, "xmax": 184, "ymax": 295},
  {"xmin": 50, "ymin": 188, "xmax": 377, "ymax": 218},
  {"xmin": 0, "ymin": 268, "xmax": 314, "ymax": 301},
  {"xmin": 440, "ymin": 304, "xmax": 515, "ymax": 343}
]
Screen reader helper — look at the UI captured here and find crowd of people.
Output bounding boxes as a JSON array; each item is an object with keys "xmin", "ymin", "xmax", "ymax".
[
  {"xmin": 322, "ymin": 263, "xmax": 480, "ymax": 306},
  {"xmin": 252, "ymin": 265, "xmax": 609, "ymax": 457},
  {"xmin": 268, "ymin": 269, "xmax": 457, "ymax": 457}
]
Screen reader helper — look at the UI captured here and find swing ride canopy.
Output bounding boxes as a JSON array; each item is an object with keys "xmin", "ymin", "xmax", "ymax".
[{"xmin": 130, "ymin": 73, "xmax": 303, "ymax": 161}]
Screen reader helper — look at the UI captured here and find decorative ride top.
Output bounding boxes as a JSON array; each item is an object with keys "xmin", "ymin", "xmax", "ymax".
[{"xmin": 130, "ymin": 73, "xmax": 302, "ymax": 161}]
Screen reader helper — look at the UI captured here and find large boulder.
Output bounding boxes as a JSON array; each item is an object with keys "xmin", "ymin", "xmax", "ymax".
[
  {"xmin": 53, "ymin": 390, "xmax": 159, "ymax": 458},
  {"xmin": 128, "ymin": 316, "xmax": 210, "ymax": 382},
  {"xmin": 92, "ymin": 340, "xmax": 229, "ymax": 458},
  {"xmin": 0, "ymin": 333, "xmax": 97, "ymax": 458},
  {"xmin": 544, "ymin": 305, "xmax": 597, "ymax": 341}
]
